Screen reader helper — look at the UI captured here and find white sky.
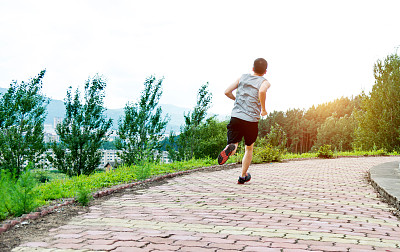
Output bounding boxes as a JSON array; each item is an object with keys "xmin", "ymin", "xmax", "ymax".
[{"xmin": 1, "ymin": 0, "xmax": 399, "ymax": 116}]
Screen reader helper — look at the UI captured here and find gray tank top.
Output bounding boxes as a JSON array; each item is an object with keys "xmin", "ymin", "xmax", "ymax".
[{"xmin": 231, "ymin": 74, "xmax": 266, "ymax": 122}]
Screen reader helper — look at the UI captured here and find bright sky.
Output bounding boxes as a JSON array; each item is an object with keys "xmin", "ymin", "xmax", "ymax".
[{"xmin": 1, "ymin": 0, "xmax": 399, "ymax": 116}]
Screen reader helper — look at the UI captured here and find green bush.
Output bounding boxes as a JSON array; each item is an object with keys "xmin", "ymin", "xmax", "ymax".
[
  {"xmin": 234, "ymin": 144, "xmax": 284, "ymax": 164},
  {"xmin": 375, "ymin": 149, "xmax": 388, "ymax": 156},
  {"xmin": 282, "ymin": 152, "xmax": 317, "ymax": 159},
  {"xmin": 253, "ymin": 145, "xmax": 283, "ymax": 163},
  {"xmin": 31, "ymin": 169, "xmax": 51, "ymax": 183},
  {"xmin": 317, "ymin": 144, "xmax": 334, "ymax": 158}
]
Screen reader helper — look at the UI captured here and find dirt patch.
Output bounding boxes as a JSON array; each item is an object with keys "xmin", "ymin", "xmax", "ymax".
[{"xmin": 0, "ymin": 203, "xmax": 88, "ymax": 252}]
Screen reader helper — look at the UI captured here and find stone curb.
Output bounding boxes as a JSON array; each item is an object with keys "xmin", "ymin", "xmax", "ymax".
[
  {"xmin": 369, "ymin": 161, "xmax": 400, "ymax": 212},
  {"xmin": 0, "ymin": 163, "xmax": 240, "ymax": 235}
]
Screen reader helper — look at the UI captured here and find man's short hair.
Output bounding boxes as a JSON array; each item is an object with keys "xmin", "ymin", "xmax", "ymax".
[{"xmin": 253, "ymin": 58, "xmax": 268, "ymax": 74}]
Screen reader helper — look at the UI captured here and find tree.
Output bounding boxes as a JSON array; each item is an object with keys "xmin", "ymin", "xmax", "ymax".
[
  {"xmin": 266, "ymin": 123, "xmax": 287, "ymax": 152},
  {"xmin": 354, "ymin": 53, "xmax": 400, "ymax": 151},
  {"xmin": 315, "ymin": 114, "xmax": 356, "ymax": 151},
  {"xmin": 116, "ymin": 76, "xmax": 169, "ymax": 165},
  {"xmin": 174, "ymin": 83, "xmax": 212, "ymax": 160},
  {"xmin": 258, "ymin": 110, "xmax": 285, "ymax": 138},
  {"xmin": 193, "ymin": 117, "xmax": 227, "ymax": 159},
  {"xmin": 0, "ymin": 70, "xmax": 48, "ymax": 178},
  {"xmin": 48, "ymin": 75, "xmax": 112, "ymax": 176}
]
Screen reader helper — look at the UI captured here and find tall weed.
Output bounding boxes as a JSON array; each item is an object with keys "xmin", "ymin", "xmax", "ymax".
[
  {"xmin": 75, "ymin": 183, "xmax": 92, "ymax": 206},
  {"xmin": 134, "ymin": 162, "xmax": 152, "ymax": 180},
  {"xmin": 0, "ymin": 166, "xmax": 39, "ymax": 218}
]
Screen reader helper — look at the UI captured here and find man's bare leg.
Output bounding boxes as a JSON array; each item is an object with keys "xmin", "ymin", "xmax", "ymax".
[{"xmin": 241, "ymin": 143, "xmax": 254, "ymax": 177}]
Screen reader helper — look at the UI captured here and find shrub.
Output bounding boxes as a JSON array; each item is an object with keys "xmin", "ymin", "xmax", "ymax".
[
  {"xmin": 317, "ymin": 144, "xmax": 334, "ymax": 159},
  {"xmin": 375, "ymin": 149, "xmax": 388, "ymax": 156},
  {"xmin": 31, "ymin": 170, "xmax": 51, "ymax": 183},
  {"xmin": 234, "ymin": 144, "xmax": 284, "ymax": 164},
  {"xmin": 253, "ymin": 145, "xmax": 283, "ymax": 163}
]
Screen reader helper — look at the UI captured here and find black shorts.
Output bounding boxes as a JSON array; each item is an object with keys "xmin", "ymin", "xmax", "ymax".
[{"xmin": 226, "ymin": 117, "xmax": 258, "ymax": 146}]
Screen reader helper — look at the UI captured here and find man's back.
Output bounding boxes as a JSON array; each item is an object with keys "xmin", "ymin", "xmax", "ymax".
[{"xmin": 231, "ymin": 73, "xmax": 266, "ymax": 122}]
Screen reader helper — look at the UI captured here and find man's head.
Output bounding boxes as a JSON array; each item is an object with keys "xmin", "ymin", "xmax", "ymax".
[{"xmin": 253, "ymin": 58, "xmax": 268, "ymax": 75}]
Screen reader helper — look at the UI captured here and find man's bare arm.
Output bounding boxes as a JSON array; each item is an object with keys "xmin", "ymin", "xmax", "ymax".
[
  {"xmin": 259, "ymin": 80, "xmax": 271, "ymax": 116},
  {"xmin": 224, "ymin": 78, "xmax": 240, "ymax": 101}
]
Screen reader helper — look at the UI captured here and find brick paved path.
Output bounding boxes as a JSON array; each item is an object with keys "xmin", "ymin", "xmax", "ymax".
[{"xmin": 13, "ymin": 157, "xmax": 400, "ymax": 252}]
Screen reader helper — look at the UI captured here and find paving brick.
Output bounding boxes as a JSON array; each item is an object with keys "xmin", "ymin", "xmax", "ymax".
[
  {"xmin": 112, "ymin": 246, "xmax": 151, "ymax": 251},
  {"xmin": 87, "ymin": 239, "xmax": 117, "ymax": 245},
  {"xmin": 169, "ymin": 235, "xmax": 201, "ymax": 241},
  {"xmin": 179, "ymin": 247, "xmax": 216, "ymax": 252},
  {"xmin": 207, "ymin": 243, "xmax": 245, "ymax": 250},
  {"xmin": 55, "ymin": 238, "xmax": 85, "ymax": 244},
  {"xmin": 173, "ymin": 240, "xmax": 210, "ymax": 247},
  {"xmin": 144, "ymin": 243, "xmax": 181, "ymax": 250},
  {"xmin": 200, "ymin": 237, "xmax": 235, "ymax": 244},
  {"xmin": 84, "ymin": 244, "xmax": 118, "ymax": 251},
  {"xmin": 111, "ymin": 233, "xmax": 144, "ymax": 241},
  {"xmin": 243, "ymin": 247, "xmax": 281, "ymax": 252},
  {"xmin": 235, "ymin": 240, "xmax": 272, "ymax": 247},
  {"xmin": 226, "ymin": 234, "xmax": 261, "ymax": 241},
  {"xmin": 52, "ymin": 243, "xmax": 86, "ymax": 249},
  {"xmin": 140, "ymin": 236, "xmax": 175, "ymax": 244},
  {"xmin": 270, "ymin": 242, "xmax": 308, "ymax": 249},
  {"xmin": 308, "ymin": 245, "xmax": 349, "ymax": 251},
  {"xmin": 113, "ymin": 241, "xmax": 148, "ymax": 247}
]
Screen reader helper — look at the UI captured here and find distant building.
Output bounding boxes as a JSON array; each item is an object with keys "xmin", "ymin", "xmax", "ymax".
[
  {"xmin": 44, "ymin": 132, "xmax": 59, "ymax": 143},
  {"xmin": 154, "ymin": 150, "xmax": 171, "ymax": 164},
  {"xmin": 107, "ymin": 130, "xmax": 118, "ymax": 141},
  {"xmin": 100, "ymin": 149, "xmax": 122, "ymax": 168},
  {"xmin": 53, "ymin": 117, "xmax": 63, "ymax": 129}
]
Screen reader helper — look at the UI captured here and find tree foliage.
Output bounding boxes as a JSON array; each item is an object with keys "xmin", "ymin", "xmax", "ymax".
[
  {"xmin": 354, "ymin": 53, "xmax": 400, "ymax": 151},
  {"xmin": 315, "ymin": 114, "xmax": 356, "ymax": 151},
  {"xmin": 169, "ymin": 83, "xmax": 213, "ymax": 161},
  {"xmin": 0, "ymin": 70, "xmax": 48, "ymax": 178},
  {"xmin": 48, "ymin": 75, "xmax": 112, "ymax": 176},
  {"xmin": 259, "ymin": 96, "xmax": 359, "ymax": 153},
  {"xmin": 191, "ymin": 117, "xmax": 227, "ymax": 159},
  {"xmin": 116, "ymin": 76, "xmax": 169, "ymax": 165}
]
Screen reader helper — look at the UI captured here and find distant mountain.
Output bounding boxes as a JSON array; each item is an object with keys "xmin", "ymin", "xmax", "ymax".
[
  {"xmin": 0, "ymin": 87, "xmax": 227, "ymax": 133},
  {"xmin": 45, "ymin": 99, "xmax": 191, "ymax": 133}
]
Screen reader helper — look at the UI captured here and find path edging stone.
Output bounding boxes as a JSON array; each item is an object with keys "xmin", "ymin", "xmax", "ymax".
[{"xmin": 369, "ymin": 161, "xmax": 400, "ymax": 212}]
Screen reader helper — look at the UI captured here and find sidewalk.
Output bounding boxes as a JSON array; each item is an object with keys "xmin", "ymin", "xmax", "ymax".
[{"xmin": 13, "ymin": 157, "xmax": 400, "ymax": 252}]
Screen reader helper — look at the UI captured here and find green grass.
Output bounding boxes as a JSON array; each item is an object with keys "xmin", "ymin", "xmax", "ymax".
[
  {"xmin": 282, "ymin": 152, "xmax": 317, "ymax": 159},
  {"xmin": 282, "ymin": 149, "xmax": 398, "ymax": 160}
]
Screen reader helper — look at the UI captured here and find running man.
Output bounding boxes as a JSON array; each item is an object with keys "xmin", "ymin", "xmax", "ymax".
[{"xmin": 218, "ymin": 58, "xmax": 271, "ymax": 184}]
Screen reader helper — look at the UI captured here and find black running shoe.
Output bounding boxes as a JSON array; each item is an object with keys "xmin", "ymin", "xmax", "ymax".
[
  {"xmin": 218, "ymin": 144, "xmax": 236, "ymax": 165},
  {"xmin": 238, "ymin": 173, "xmax": 251, "ymax": 184}
]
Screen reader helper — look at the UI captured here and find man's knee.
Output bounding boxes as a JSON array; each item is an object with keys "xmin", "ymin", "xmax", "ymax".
[{"xmin": 245, "ymin": 143, "xmax": 254, "ymax": 152}]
